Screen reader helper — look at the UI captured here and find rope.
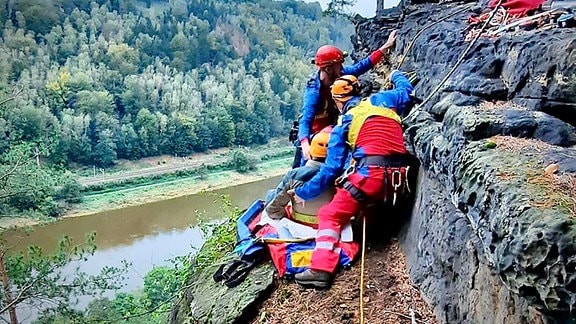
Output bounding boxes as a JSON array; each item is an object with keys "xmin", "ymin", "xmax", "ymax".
[
  {"xmin": 396, "ymin": 5, "xmax": 473, "ymax": 70},
  {"xmin": 384, "ymin": 5, "xmax": 471, "ymax": 89},
  {"xmin": 403, "ymin": 0, "xmax": 505, "ymax": 120},
  {"xmin": 359, "ymin": 214, "xmax": 367, "ymax": 324}
]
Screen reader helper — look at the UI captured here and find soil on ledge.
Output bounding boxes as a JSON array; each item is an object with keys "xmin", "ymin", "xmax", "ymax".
[{"xmin": 252, "ymin": 239, "xmax": 438, "ymax": 324}]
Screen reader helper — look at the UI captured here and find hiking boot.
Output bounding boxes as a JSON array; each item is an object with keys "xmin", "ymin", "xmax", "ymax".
[{"xmin": 294, "ymin": 269, "xmax": 331, "ymax": 289}]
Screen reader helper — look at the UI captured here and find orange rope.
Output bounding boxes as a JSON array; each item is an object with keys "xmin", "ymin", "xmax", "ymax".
[{"xmin": 359, "ymin": 215, "xmax": 367, "ymax": 324}]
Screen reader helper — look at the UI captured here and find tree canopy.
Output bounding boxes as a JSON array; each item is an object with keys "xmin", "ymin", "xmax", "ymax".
[
  {"xmin": 0, "ymin": 0, "xmax": 353, "ymax": 168},
  {"xmin": 0, "ymin": 0, "xmax": 353, "ymax": 217}
]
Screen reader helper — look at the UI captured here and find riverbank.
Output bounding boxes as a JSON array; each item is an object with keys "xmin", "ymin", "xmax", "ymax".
[
  {"xmin": 68, "ymin": 157, "xmax": 292, "ymax": 218},
  {"xmin": 0, "ymin": 156, "xmax": 292, "ymax": 229}
]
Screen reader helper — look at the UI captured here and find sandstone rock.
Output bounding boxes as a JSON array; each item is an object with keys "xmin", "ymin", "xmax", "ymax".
[
  {"xmin": 402, "ymin": 110, "xmax": 576, "ymax": 322},
  {"xmin": 356, "ymin": 2, "xmax": 576, "ymax": 322},
  {"xmin": 170, "ymin": 254, "xmax": 274, "ymax": 324}
]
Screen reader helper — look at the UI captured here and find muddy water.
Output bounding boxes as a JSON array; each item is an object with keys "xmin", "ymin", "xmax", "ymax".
[{"xmin": 2, "ymin": 176, "xmax": 281, "ymax": 305}]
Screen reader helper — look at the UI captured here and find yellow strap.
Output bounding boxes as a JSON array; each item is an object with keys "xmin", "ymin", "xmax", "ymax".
[
  {"xmin": 346, "ymin": 99, "xmax": 401, "ymax": 151},
  {"xmin": 291, "ymin": 210, "xmax": 318, "ymax": 225},
  {"xmin": 258, "ymin": 237, "xmax": 314, "ymax": 244}
]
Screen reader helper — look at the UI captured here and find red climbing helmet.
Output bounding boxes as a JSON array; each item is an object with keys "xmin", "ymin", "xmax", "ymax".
[{"xmin": 312, "ymin": 45, "xmax": 347, "ymax": 68}]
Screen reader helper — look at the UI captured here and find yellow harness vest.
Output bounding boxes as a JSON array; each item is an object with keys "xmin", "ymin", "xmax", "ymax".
[{"xmin": 337, "ymin": 98, "xmax": 401, "ymax": 150}]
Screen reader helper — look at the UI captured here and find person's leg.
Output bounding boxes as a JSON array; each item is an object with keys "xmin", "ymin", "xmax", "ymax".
[
  {"xmin": 310, "ymin": 188, "xmax": 362, "ymax": 273},
  {"xmin": 294, "ymin": 188, "xmax": 362, "ymax": 288}
]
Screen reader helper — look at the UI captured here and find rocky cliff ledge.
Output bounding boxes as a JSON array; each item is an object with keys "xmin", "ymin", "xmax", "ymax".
[{"xmin": 355, "ymin": 1, "xmax": 576, "ymax": 323}]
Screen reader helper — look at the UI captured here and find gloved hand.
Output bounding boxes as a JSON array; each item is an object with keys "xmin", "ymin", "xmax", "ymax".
[
  {"xmin": 287, "ymin": 189, "xmax": 306, "ymax": 207},
  {"xmin": 378, "ymin": 30, "xmax": 397, "ymax": 53},
  {"xmin": 300, "ymin": 139, "xmax": 311, "ymax": 161},
  {"xmin": 388, "ymin": 69, "xmax": 401, "ymax": 81}
]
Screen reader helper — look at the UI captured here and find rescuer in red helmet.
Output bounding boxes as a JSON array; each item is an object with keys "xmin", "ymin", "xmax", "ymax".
[
  {"xmin": 291, "ymin": 30, "xmax": 398, "ymax": 169},
  {"xmin": 289, "ymin": 71, "xmax": 414, "ymax": 289}
]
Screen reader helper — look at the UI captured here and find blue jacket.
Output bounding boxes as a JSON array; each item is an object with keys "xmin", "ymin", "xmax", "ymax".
[
  {"xmin": 294, "ymin": 70, "xmax": 413, "ymax": 200},
  {"xmin": 297, "ymin": 56, "xmax": 376, "ymax": 143}
]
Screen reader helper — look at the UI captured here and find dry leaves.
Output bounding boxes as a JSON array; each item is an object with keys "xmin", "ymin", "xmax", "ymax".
[
  {"xmin": 489, "ymin": 135, "xmax": 555, "ymax": 153},
  {"xmin": 478, "ymin": 100, "xmax": 527, "ymax": 111},
  {"xmin": 253, "ymin": 240, "xmax": 438, "ymax": 324}
]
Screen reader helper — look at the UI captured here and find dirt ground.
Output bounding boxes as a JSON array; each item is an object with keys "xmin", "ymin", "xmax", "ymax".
[{"xmin": 253, "ymin": 239, "xmax": 438, "ymax": 324}]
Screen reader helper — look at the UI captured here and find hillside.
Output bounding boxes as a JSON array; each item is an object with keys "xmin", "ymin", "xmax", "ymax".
[{"xmin": 0, "ymin": 0, "xmax": 353, "ymax": 218}]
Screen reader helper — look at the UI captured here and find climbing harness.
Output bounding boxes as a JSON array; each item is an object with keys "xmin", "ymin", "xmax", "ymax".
[
  {"xmin": 403, "ymin": 0, "xmax": 505, "ymax": 120},
  {"xmin": 335, "ymin": 156, "xmax": 411, "ymax": 206}
]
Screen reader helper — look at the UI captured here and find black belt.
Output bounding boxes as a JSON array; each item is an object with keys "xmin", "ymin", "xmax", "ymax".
[
  {"xmin": 355, "ymin": 155, "xmax": 407, "ymax": 168},
  {"xmin": 342, "ymin": 180, "xmax": 367, "ymax": 202}
]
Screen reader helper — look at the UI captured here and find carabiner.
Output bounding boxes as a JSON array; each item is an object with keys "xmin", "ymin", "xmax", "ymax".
[
  {"xmin": 392, "ymin": 170, "xmax": 402, "ymax": 190},
  {"xmin": 343, "ymin": 164, "xmax": 356, "ymax": 178}
]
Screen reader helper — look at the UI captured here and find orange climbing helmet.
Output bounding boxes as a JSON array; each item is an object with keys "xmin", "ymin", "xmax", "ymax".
[
  {"xmin": 312, "ymin": 45, "xmax": 347, "ymax": 68},
  {"xmin": 331, "ymin": 75, "xmax": 361, "ymax": 102},
  {"xmin": 309, "ymin": 126, "xmax": 333, "ymax": 160}
]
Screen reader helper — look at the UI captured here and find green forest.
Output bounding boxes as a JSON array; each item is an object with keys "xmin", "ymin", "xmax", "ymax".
[{"xmin": 0, "ymin": 0, "xmax": 353, "ymax": 218}]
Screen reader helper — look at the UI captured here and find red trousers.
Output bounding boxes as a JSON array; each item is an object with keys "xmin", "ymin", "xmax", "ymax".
[{"xmin": 310, "ymin": 167, "xmax": 386, "ymax": 273}]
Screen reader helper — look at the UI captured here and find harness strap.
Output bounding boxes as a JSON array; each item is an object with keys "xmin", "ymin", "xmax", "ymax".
[
  {"xmin": 342, "ymin": 180, "xmax": 368, "ymax": 202},
  {"xmin": 337, "ymin": 164, "xmax": 411, "ymax": 205},
  {"xmin": 355, "ymin": 155, "xmax": 406, "ymax": 168}
]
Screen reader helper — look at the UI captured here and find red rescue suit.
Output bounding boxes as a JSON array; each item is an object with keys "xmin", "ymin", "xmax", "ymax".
[{"xmin": 294, "ymin": 70, "xmax": 413, "ymax": 273}]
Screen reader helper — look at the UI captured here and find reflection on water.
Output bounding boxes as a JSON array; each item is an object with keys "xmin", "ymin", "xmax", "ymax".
[
  {"xmin": 5, "ymin": 176, "xmax": 281, "ymax": 256},
  {"xmin": 1, "ymin": 176, "xmax": 281, "ymax": 320}
]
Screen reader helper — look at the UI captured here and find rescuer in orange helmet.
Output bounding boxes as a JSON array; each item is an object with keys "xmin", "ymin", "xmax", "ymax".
[
  {"xmin": 291, "ymin": 30, "xmax": 398, "ymax": 169},
  {"xmin": 289, "ymin": 71, "xmax": 414, "ymax": 289},
  {"xmin": 266, "ymin": 126, "xmax": 334, "ymax": 224}
]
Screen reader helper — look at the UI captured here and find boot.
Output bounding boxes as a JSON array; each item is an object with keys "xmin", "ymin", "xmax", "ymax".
[{"xmin": 294, "ymin": 269, "xmax": 331, "ymax": 289}]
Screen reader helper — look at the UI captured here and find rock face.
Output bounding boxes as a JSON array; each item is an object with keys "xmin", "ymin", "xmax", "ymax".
[
  {"xmin": 354, "ymin": 1, "xmax": 576, "ymax": 323},
  {"xmin": 170, "ymin": 254, "xmax": 275, "ymax": 324}
]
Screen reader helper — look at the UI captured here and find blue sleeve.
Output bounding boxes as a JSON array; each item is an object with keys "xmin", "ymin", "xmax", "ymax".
[
  {"xmin": 342, "ymin": 56, "xmax": 373, "ymax": 76},
  {"xmin": 297, "ymin": 74, "xmax": 320, "ymax": 142},
  {"xmin": 295, "ymin": 115, "xmax": 351, "ymax": 200},
  {"xmin": 369, "ymin": 70, "xmax": 414, "ymax": 115}
]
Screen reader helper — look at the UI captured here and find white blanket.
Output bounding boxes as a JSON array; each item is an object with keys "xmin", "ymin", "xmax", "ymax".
[{"xmin": 258, "ymin": 210, "xmax": 354, "ymax": 242}]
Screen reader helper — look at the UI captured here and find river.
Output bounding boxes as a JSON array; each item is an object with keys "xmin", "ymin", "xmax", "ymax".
[{"xmin": 1, "ymin": 175, "xmax": 282, "ymax": 322}]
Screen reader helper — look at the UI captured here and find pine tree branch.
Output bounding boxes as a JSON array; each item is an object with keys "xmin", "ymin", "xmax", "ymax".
[
  {"xmin": 0, "ymin": 155, "xmax": 28, "ymax": 184},
  {"xmin": 87, "ymin": 280, "xmax": 198, "ymax": 323},
  {"xmin": 0, "ymin": 275, "xmax": 43, "ymax": 314},
  {"xmin": 0, "ymin": 85, "xmax": 23, "ymax": 107}
]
